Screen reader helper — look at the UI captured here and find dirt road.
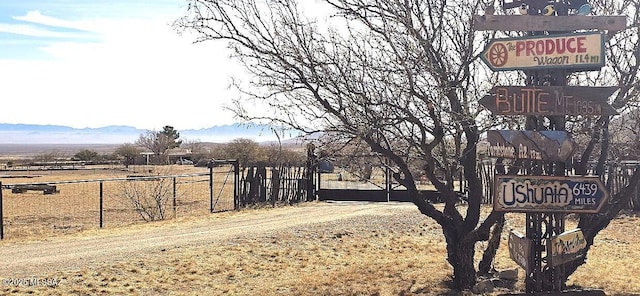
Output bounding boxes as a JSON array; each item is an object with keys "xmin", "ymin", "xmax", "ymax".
[{"xmin": 0, "ymin": 201, "xmax": 418, "ymax": 278}]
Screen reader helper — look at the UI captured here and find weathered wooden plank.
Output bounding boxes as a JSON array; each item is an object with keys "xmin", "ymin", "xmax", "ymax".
[
  {"xmin": 508, "ymin": 230, "xmax": 531, "ymax": 272},
  {"xmin": 487, "ymin": 130, "xmax": 577, "ymax": 162},
  {"xmin": 547, "ymin": 228, "xmax": 587, "ymax": 267},
  {"xmin": 11, "ymin": 184, "xmax": 59, "ymax": 195},
  {"xmin": 479, "ymin": 85, "xmax": 618, "ymax": 116},
  {"xmin": 473, "ymin": 15, "xmax": 627, "ymax": 31}
]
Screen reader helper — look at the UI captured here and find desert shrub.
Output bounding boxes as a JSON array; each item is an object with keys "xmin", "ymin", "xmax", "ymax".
[
  {"xmin": 73, "ymin": 149, "xmax": 99, "ymax": 161},
  {"xmin": 118, "ymin": 176, "xmax": 173, "ymax": 222}
]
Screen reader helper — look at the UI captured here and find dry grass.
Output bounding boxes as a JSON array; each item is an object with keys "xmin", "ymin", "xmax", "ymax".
[
  {"xmin": 1, "ymin": 167, "xmax": 639, "ymax": 295},
  {"xmin": 1, "ymin": 165, "xmax": 234, "ymax": 240},
  {"xmin": 1, "ymin": 202, "xmax": 639, "ymax": 296}
]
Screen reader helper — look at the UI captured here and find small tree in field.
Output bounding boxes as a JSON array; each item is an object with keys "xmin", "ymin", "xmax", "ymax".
[
  {"xmin": 220, "ymin": 138, "xmax": 264, "ymax": 170},
  {"xmin": 182, "ymin": 140, "xmax": 214, "ymax": 164},
  {"xmin": 73, "ymin": 149, "xmax": 99, "ymax": 162},
  {"xmin": 115, "ymin": 143, "xmax": 143, "ymax": 166},
  {"xmin": 116, "ymin": 169, "xmax": 174, "ymax": 222},
  {"xmin": 136, "ymin": 125, "xmax": 182, "ymax": 164}
]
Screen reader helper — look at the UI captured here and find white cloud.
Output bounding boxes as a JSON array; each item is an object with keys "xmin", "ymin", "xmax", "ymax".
[
  {"xmin": 1, "ymin": 9, "xmax": 242, "ymax": 131},
  {"xmin": 0, "ymin": 23, "xmax": 88, "ymax": 38},
  {"xmin": 13, "ymin": 10, "xmax": 88, "ymax": 30}
]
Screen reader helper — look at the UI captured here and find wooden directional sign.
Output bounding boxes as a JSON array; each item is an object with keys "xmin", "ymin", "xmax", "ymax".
[
  {"xmin": 473, "ymin": 15, "xmax": 627, "ymax": 32},
  {"xmin": 494, "ymin": 175, "xmax": 610, "ymax": 213},
  {"xmin": 509, "ymin": 230, "xmax": 531, "ymax": 272},
  {"xmin": 487, "ymin": 130, "xmax": 577, "ymax": 162},
  {"xmin": 480, "ymin": 32, "xmax": 605, "ymax": 71},
  {"xmin": 547, "ymin": 228, "xmax": 588, "ymax": 267},
  {"xmin": 479, "ymin": 85, "xmax": 618, "ymax": 116}
]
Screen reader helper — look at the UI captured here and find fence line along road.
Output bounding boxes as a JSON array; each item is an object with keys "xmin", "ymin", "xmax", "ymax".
[
  {"xmin": 0, "ymin": 164, "xmax": 318, "ymax": 240},
  {"xmin": 0, "ymin": 172, "xmax": 230, "ymax": 240}
]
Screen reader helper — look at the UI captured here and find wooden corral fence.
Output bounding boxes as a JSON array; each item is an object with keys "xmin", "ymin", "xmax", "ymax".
[
  {"xmin": 2, "ymin": 160, "xmax": 124, "ymax": 171},
  {"xmin": 478, "ymin": 160, "xmax": 495, "ymax": 205},
  {"xmin": 238, "ymin": 165, "xmax": 311, "ymax": 208},
  {"xmin": 607, "ymin": 161, "xmax": 640, "ymax": 211}
]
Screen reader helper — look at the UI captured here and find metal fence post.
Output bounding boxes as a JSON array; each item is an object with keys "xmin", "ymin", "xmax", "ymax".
[
  {"xmin": 173, "ymin": 177, "xmax": 177, "ymax": 218},
  {"xmin": 1, "ymin": 181, "xmax": 4, "ymax": 239},
  {"xmin": 99, "ymin": 181, "xmax": 103, "ymax": 228},
  {"xmin": 209, "ymin": 163, "xmax": 214, "ymax": 213},
  {"xmin": 385, "ymin": 160, "xmax": 391, "ymax": 202},
  {"xmin": 233, "ymin": 160, "xmax": 239, "ymax": 210}
]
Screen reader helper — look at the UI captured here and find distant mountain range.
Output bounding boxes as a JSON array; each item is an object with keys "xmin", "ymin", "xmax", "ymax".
[{"xmin": 0, "ymin": 123, "xmax": 295, "ymax": 144}]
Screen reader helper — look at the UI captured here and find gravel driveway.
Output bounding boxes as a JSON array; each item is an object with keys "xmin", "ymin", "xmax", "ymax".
[{"xmin": 0, "ymin": 201, "xmax": 419, "ymax": 278}]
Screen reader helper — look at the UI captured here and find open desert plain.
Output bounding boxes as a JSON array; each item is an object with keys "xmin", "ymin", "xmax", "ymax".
[{"xmin": 0, "ymin": 147, "xmax": 639, "ymax": 295}]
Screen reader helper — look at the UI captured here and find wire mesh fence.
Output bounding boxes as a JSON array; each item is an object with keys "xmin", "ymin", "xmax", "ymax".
[{"xmin": 0, "ymin": 165, "xmax": 238, "ymax": 240}]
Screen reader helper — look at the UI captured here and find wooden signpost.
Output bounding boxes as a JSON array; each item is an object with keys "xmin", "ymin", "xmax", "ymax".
[
  {"xmin": 476, "ymin": 0, "xmax": 623, "ymax": 292},
  {"xmin": 480, "ymin": 32, "xmax": 604, "ymax": 71},
  {"xmin": 547, "ymin": 229, "xmax": 588, "ymax": 267},
  {"xmin": 487, "ymin": 130, "xmax": 577, "ymax": 162},
  {"xmin": 509, "ymin": 231, "xmax": 532, "ymax": 272},
  {"xmin": 494, "ymin": 175, "xmax": 610, "ymax": 213},
  {"xmin": 479, "ymin": 86, "xmax": 618, "ymax": 116},
  {"xmin": 473, "ymin": 15, "xmax": 627, "ymax": 32}
]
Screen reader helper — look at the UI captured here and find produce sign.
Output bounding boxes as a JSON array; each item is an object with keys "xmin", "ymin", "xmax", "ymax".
[
  {"xmin": 481, "ymin": 32, "xmax": 604, "ymax": 71},
  {"xmin": 494, "ymin": 175, "xmax": 609, "ymax": 213}
]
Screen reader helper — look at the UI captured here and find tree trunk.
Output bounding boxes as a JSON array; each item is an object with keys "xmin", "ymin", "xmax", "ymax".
[
  {"xmin": 444, "ymin": 227, "xmax": 477, "ymax": 290},
  {"xmin": 411, "ymin": 190, "xmax": 478, "ymax": 290},
  {"xmin": 632, "ymin": 185, "xmax": 640, "ymax": 211},
  {"xmin": 478, "ymin": 214, "xmax": 505, "ymax": 275}
]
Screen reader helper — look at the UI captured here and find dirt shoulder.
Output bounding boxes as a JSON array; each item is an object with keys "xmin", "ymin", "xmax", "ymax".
[{"xmin": 0, "ymin": 201, "xmax": 418, "ymax": 278}]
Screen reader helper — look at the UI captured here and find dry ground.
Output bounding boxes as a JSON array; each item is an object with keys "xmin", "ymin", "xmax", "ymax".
[
  {"xmin": 1, "ymin": 200, "xmax": 639, "ymax": 296},
  {"xmin": 0, "ymin": 165, "xmax": 233, "ymax": 239}
]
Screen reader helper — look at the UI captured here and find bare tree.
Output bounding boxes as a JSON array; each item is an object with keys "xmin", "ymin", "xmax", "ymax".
[
  {"xmin": 135, "ymin": 126, "xmax": 182, "ymax": 164},
  {"xmin": 117, "ymin": 176, "xmax": 174, "ymax": 222},
  {"xmin": 174, "ymin": 0, "xmax": 640, "ymax": 290},
  {"xmin": 220, "ymin": 138, "xmax": 265, "ymax": 170},
  {"xmin": 610, "ymin": 109, "xmax": 640, "ymax": 161},
  {"xmin": 176, "ymin": 0, "xmax": 500, "ymax": 289},
  {"xmin": 182, "ymin": 139, "xmax": 213, "ymax": 164},
  {"xmin": 115, "ymin": 143, "xmax": 143, "ymax": 166},
  {"xmin": 263, "ymin": 143, "xmax": 305, "ymax": 167}
]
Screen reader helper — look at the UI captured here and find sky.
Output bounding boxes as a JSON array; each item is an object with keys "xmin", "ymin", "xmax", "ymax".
[{"xmin": 0, "ymin": 0, "xmax": 243, "ymax": 131}]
